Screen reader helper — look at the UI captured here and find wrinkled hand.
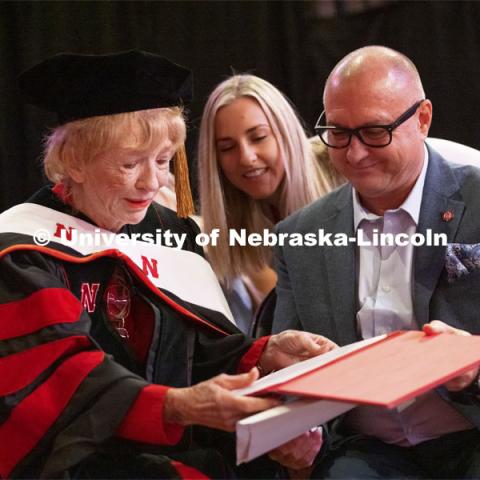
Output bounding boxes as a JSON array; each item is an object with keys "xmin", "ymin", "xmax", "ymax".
[
  {"xmin": 164, "ymin": 368, "xmax": 280, "ymax": 432},
  {"xmin": 268, "ymin": 427, "xmax": 323, "ymax": 471},
  {"xmin": 423, "ymin": 320, "xmax": 478, "ymax": 391},
  {"xmin": 259, "ymin": 330, "xmax": 337, "ymax": 373}
]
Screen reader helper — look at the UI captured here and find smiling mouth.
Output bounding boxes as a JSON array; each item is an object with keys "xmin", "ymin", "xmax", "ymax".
[
  {"xmin": 243, "ymin": 167, "xmax": 267, "ymax": 178},
  {"xmin": 352, "ymin": 161, "xmax": 378, "ymax": 171}
]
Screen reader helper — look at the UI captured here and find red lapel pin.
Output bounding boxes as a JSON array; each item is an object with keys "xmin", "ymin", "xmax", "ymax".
[{"xmin": 442, "ymin": 210, "xmax": 454, "ymax": 222}]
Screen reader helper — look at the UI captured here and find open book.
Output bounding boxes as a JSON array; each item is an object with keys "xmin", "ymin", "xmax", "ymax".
[{"xmin": 235, "ymin": 330, "xmax": 480, "ymax": 463}]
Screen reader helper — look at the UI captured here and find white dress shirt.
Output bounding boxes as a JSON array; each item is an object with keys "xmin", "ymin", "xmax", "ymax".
[{"xmin": 354, "ymin": 149, "xmax": 428, "ymax": 338}]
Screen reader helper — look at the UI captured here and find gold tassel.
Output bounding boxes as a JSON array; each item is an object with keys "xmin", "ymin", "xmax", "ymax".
[{"xmin": 173, "ymin": 144, "xmax": 195, "ymax": 218}]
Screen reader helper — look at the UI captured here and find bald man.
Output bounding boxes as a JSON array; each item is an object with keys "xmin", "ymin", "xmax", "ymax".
[{"xmin": 272, "ymin": 46, "xmax": 480, "ymax": 478}]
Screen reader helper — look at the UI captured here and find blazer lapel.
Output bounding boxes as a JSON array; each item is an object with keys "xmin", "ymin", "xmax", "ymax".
[
  {"xmin": 323, "ymin": 186, "xmax": 359, "ymax": 345},
  {"xmin": 414, "ymin": 146, "xmax": 465, "ymax": 327}
]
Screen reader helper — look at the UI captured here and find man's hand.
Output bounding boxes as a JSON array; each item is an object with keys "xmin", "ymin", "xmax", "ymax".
[
  {"xmin": 258, "ymin": 330, "xmax": 337, "ymax": 373},
  {"xmin": 164, "ymin": 368, "xmax": 280, "ymax": 432},
  {"xmin": 268, "ymin": 427, "xmax": 323, "ymax": 472},
  {"xmin": 423, "ymin": 320, "xmax": 478, "ymax": 391}
]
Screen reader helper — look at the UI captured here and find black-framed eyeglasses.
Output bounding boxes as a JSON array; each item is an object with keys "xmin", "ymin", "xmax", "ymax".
[{"xmin": 314, "ymin": 99, "xmax": 425, "ymax": 149}]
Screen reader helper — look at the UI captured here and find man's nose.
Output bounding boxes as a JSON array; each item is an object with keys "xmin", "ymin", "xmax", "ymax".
[{"xmin": 346, "ymin": 134, "xmax": 369, "ymax": 164}]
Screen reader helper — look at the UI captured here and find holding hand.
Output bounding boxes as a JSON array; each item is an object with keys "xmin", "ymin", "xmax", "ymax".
[
  {"xmin": 268, "ymin": 427, "xmax": 323, "ymax": 472},
  {"xmin": 423, "ymin": 320, "xmax": 479, "ymax": 391},
  {"xmin": 164, "ymin": 368, "xmax": 280, "ymax": 432},
  {"xmin": 258, "ymin": 330, "xmax": 337, "ymax": 374}
]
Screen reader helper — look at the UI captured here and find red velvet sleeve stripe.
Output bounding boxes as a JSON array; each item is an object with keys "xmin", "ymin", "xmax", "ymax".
[
  {"xmin": 237, "ymin": 336, "xmax": 271, "ymax": 373},
  {"xmin": 117, "ymin": 384, "xmax": 184, "ymax": 445},
  {"xmin": 171, "ymin": 461, "xmax": 210, "ymax": 479},
  {"xmin": 0, "ymin": 336, "xmax": 91, "ymax": 396},
  {"xmin": 0, "ymin": 350, "xmax": 104, "ymax": 479},
  {"xmin": 0, "ymin": 288, "xmax": 83, "ymax": 340}
]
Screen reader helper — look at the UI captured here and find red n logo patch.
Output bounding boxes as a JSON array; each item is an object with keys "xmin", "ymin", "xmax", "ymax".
[
  {"xmin": 80, "ymin": 283, "xmax": 100, "ymax": 313},
  {"xmin": 54, "ymin": 223, "xmax": 76, "ymax": 241},
  {"xmin": 141, "ymin": 256, "xmax": 159, "ymax": 279}
]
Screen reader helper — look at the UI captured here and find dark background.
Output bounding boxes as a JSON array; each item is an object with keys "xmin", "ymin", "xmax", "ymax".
[{"xmin": 1, "ymin": 0, "xmax": 479, "ymax": 212}]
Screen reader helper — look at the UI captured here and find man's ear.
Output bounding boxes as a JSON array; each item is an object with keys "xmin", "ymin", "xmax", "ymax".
[{"xmin": 418, "ymin": 99, "xmax": 433, "ymax": 137}]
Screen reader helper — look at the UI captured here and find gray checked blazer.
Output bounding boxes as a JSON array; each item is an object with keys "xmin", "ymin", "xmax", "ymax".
[{"xmin": 272, "ymin": 144, "xmax": 480, "ymax": 427}]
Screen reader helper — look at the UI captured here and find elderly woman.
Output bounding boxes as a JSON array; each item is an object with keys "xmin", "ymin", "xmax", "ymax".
[
  {"xmin": 0, "ymin": 52, "xmax": 332, "ymax": 479},
  {"xmin": 198, "ymin": 74, "xmax": 344, "ymax": 334}
]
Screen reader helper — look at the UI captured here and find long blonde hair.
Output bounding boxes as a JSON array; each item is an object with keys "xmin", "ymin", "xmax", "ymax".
[{"xmin": 198, "ymin": 74, "xmax": 334, "ymax": 285}]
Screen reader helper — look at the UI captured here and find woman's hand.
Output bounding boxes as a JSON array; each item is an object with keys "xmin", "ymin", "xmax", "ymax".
[
  {"xmin": 258, "ymin": 330, "xmax": 337, "ymax": 373},
  {"xmin": 268, "ymin": 427, "xmax": 323, "ymax": 471},
  {"xmin": 164, "ymin": 368, "xmax": 280, "ymax": 431}
]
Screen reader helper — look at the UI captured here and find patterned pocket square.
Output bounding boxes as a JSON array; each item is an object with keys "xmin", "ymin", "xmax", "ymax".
[{"xmin": 445, "ymin": 243, "xmax": 480, "ymax": 282}]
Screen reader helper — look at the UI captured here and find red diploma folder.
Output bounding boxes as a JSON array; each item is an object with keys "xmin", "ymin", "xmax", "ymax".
[
  {"xmin": 270, "ymin": 330, "xmax": 480, "ymax": 408},
  {"xmin": 235, "ymin": 331, "xmax": 480, "ymax": 463}
]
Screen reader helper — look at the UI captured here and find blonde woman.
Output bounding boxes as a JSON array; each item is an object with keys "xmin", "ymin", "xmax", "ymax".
[{"xmin": 198, "ymin": 74, "xmax": 343, "ymax": 332}]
